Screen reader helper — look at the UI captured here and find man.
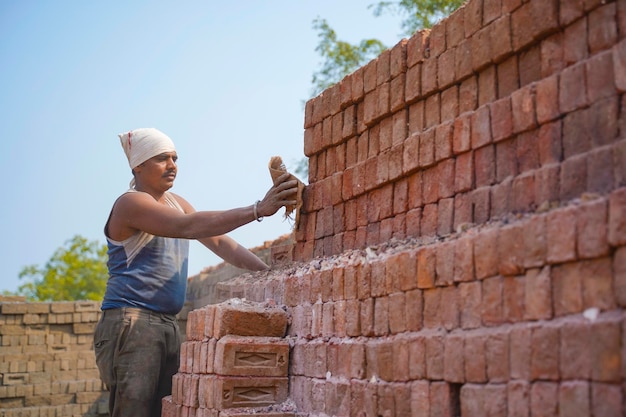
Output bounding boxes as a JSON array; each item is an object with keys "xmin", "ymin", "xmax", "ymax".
[{"xmin": 94, "ymin": 127, "xmax": 299, "ymax": 417}]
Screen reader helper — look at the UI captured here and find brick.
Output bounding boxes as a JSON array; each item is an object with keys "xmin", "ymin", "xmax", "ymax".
[
  {"xmin": 459, "ymin": 76, "xmax": 478, "ymax": 113},
  {"xmin": 490, "ymin": 97, "xmax": 513, "ymax": 142},
  {"xmin": 498, "ymin": 55, "xmax": 519, "ymax": 98},
  {"xmin": 510, "ymin": 325, "xmax": 532, "ymax": 380},
  {"xmin": 410, "ymin": 380, "xmax": 430, "ymax": 417},
  {"xmin": 474, "ymin": 144, "xmax": 496, "ymax": 187},
  {"xmin": 589, "ymin": 3, "xmax": 618, "ymax": 54},
  {"xmin": 213, "ymin": 336, "xmax": 289, "ymax": 377},
  {"xmin": 577, "ymin": 199, "xmax": 610, "ymax": 259},
  {"xmin": 560, "ymin": 62, "xmax": 588, "ymax": 113},
  {"xmin": 587, "ymin": 51, "xmax": 616, "ymax": 104},
  {"xmin": 486, "ymin": 331, "xmax": 510, "ymax": 382},
  {"xmin": 482, "ymin": 276, "xmax": 503, "ymax": 325},
  {"xmin": 213, "ymin": 300, "xmax": 288, "ymax": 338},
  {"xmin": 530, "ymin": 382, "xmax": 558, "ymax": 417},
  {"xmin": 503, "ymin": 276, "xmax": 525, "ymax": 323},
  {"xmin": 564, "ymin": 16, "xmax": 589, "ymax": 65},
  {"xmin": 591, "ymin": 317, "xmax": 622, "ymax": 382},
  {"xmin": 425, "ymin": 333, "xmax": 445, "ymax": 379},
  {"xmin": 474, "ymin": 227, "xmax": 499, "ymax": 279},
  {"xmin": 560, "ymin": 154, "xmax": 588, "ymax": 201},
  {"xmin": 497, "ymin": 223, "xmax": 525, "ymax": 276},
  {"xmin": 524, "ymin": 266, "xmax": 552, "ymax": 320},
  {"xmin": 559, "ymin": 381, "xmax": 591, "ymax": 417},
  {"xmin": 560, "ymin": 0, "xmax": 585, "ymax": 25},
  {"xmin": 591, "ymin": 382, "xmax": 623, "ymax": 417},
  {"xmin": 429, "ymin": 382, "xmax": 457, "ymax": 417},
  {"xmin": 582, "ymin": 258, "xmax": 616, "ymax": 311},
  {"xmin": 541, "ymin": 32, "xmax": 565, "ymax": 78},
  {"xmin": 471, "ymin": 26, "xmax": 493, "ymax": 72},
  {"xmin": 531, "ymin": 324, "xmax": 560, "ymax": 381},
  {"xmin": 547, "ymin": 206, "xmax": 577, "ymax": 263},
  {"xmin": 537, "ymin": 120, "xmax": 562, "ymax": 166},
  {"xmin": 615, "ymin": 39, "xmax": 626, "ymax": 92},
  {"xmin": 495, "ymin": 138, "xmax": 517, "ymax": 182},
  {"xmin": 560, "ymin": 318, "xmax": 592, "ymax": 380},
  {"xmin": 519, "ymin": 45, "xmax": 542, "ymax": 87},
  {"xmin": 460, "ymin": 384, "xmax": 485, "ymax": 416},
  {"xmin": 453, "ymin": 113, "xmax": 472, "ymax": 154},
  {"xmin": 459, "ymin": 281, "xmax": 482, "ymax": 329},
  {"xmin": 511, "ymin": 84, "xmax": 537, "ymax": 134},
  {"xmin": 507, "ymin": 381, "xmax": 530, "ymax": 417},
  {"xmin": 615, "ymin": 247, "xmax": 626, "ymax": 307},
  {"xmin": 464, "ymin": 331, "xmax": 487, "ymax": 382},
  {"xmin": 553, "ymin": 262, "xmax": 584, "ymax": 317},
  {"xmin": 609, "ymin": 188, "xmax": 626, "ymax": 246},
  {"xmin": 491, "ymin": 15, "xmax": 512, "ymax": 62},
  {"xmin": 199, "ymin": 374, "xmax": 288, "ymax": 409},
  {"xmin": 417, "ymin": 246, "xmax": 437, "ymax": 289}
]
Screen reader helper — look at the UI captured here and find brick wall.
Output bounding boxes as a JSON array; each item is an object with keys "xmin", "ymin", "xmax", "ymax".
[
  {"xmin": 214, "ymin": 0, "xmax": 626, "ymax": 415},
  {"xmin": 0, "ymin": 299, "xmax": 108, "ymax": 416}
]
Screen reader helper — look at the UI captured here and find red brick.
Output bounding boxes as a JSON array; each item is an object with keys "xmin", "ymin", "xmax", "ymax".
[
  {"xmin": 421, "ymin": 57, "xmax": 438, "ymax": 96},
  {"xmin": 350, "ymin": 380, "xmax": 377, "ymax": 416},
  {"xmin": 538, "ymin": 120, "xmax": 562, "ymax": 166},
  {"xmin": 503, "ymin": 276, "xmax": 525, "ymax": 323},
  {"xmin": 615, "ymin": 247, "xmax": 626, "ymax": 307},
  {"xmin": 459, "ymin": 281, "xmax": 482, "ymax": 329},
  {"xmin": 615, "ymin": 39, "xmax": 626, "ymax": 92},
  {"xmin": 435, "ymin": 121, "xmax": 453, "ymax": 161},
  {"xmin": 425, "ymin": 334, "xmax": 445, "ymax": 378},
  {"xmin": 510, "ymin": 325, "xmax": 532, "ymax": 380},
  {"xmin": 440, "ymin": 286, "xmax": 460, "ymax": 330},
  {"xmin": 511, "ymin": 2, "xmax": 534, "ymax": 50},
  {"xmin": 403, "ymin": 132, "xmax": 420, "ymax": 173},
  {"xmin": 471, "ymin": 105, "xmax": 492, "ymax": 149},
  {"xmin": 421, "ymin": 203, "xmax": 438, "ymax": 237},
  {"xmin": 588, "ymin": 147, "xmax": 615, "ymax": 195},
  {"xmin": 516, "ymin": 130, "xmax": 540, "ymax": 174},
  {"xmin": 213, "ymin": 336, "xmax": 289, "ymax": 377},
  {"xmin": 455, "ymin": 151, "xmax": 474, "ymax": 193},
  {"xmin": 564, "ymin": 17, "xmax": 589, "ymax": 66},
  {"xmin": 459, "ymin": 76, "xmax": 478, "ymax": 114},
  {"xmin": 441, "ymin": 85, "xmax": 459, "ymax": 122},
  {"xmin": 471, "ymin": 26, "xmax": 493, "ymax": 72},
  {"xmin": 524, "ymin": 266, "xmax": 552, "ymax": 320},
  {"xmin": 609, "ymin": 188, "xmax": 626, "ymax": 246},
  {"xmin": 497, "ymin": 223, "xmax": 525, "ymax": 276},
  {"xmin": 552, "ymin": 262, "xmax": 584, "ymax": 317},
  {"xmin": 406, "ymin": 29, "xmax": 430, "ymax": 67},
  {"xmin": 464, "ymin": 331, "xmax": 487, "ymax": 382},
  {"xmin": 460, "ymin": 384, "xmax": 485, "ymax": 416},
  {"xmin": 560, "ymin": 318, "xmax": 592, "ymax": 380},
  {"xmin": 577, "ymin": 199, "xmax": 610, "ymax": 259},
  {"xmin": 491, "ymin": 15, "xmax": 512, "ymax": 62},
  {"xmin": 559, "ymin": 381, "xmax": 591, "ymax": 417},
  {"xmin": 583, "ymin": 257, "xmax": 616, "ymax": 311},
  {"xmin": 410, "ymin": 380, "xmax": 430, "ymax": 417},
  {"xmin": 497, "ymin": 55, "xmax": 519, "ymax": 99},
  {"xmin": 475, "ymin": 144, "xmax": 496, "ymax": 187},
  {"xmin": 387, "ymin": 250, "xmax": 417, "ymax": 292},
  {"xmin": 479, "ymin": 66, "xmax": 497, "ymax": 107},
  {"xmin": 519, "ymin": 45, "xmax": 542, "ymax": 87},
  {"xmin": 490, "ymin": 97, "xmax": 513, "ymax": 142},
  {"xmin": 530, "ymin": 382, "xmax": 558, "ymax": 417},
  {"xmin": 474, "ymin": 228, "xmax": 499, "ymax": 279},
  {"xmin": 408, "ymin": 335, "xmax": 427, "ymax": 379},
  {"xmin": 589, "ymin": 3, "xmax": 618, "ymax": 54},
  {"xmin": 535, "ymin": 164, "xmax": 560, "ymax": 205},
  {"xmin": 560, "ymin": 154, "xmax": 588, "ymax": 201},
  {"xmin": 587, "ymin": 51, "xmax": 616, "ymax": 105},
  {"xmin": 531, "ymin": 324, "xmax": 560, "ymax": 380},
  {"xmin": 511, "ymin": 84, "xmax": 537, "ymax": 134},
  {"xmin": 454, "ymin": 192, "xmax": 473, "ymax": 229},
  {"xmin": 373, "ymin": 296, "xmax": 389, "ymax": 336},
  {"xmin": 486, "ymin": 331, "xmax": 510, "ymax": 382},
  {"xmin": 540, "ymin": 32, "xmax": 565, "ymax": 78},
  {"xmin": 453, "ymin": 113, "xmax": 471, "ymax": 154},
  {"xmin": 438, "ymin": 49, "xmax": 456, "ymax": 89},
  {"xmin": 453, "ymin": 235, "xmax": 475, "ymax": 283},
  {"xmin": 511, "ymin": 172, "xmax": 536, "ymax": 212},
  {"xmin": 213, "ymin": 300, "xmax": 288, "ymax": 338},
  {"xmin": 423, "ymin": 288, "xmax": 443, "ymax": 329},
  {"xmin": 591, "ymin": 318, "xmax": 622, "ymax": 382},
  {"xmin": 560, "ymin": 0, "xmax": 584, "ymax": 25},
  {"xmin": 419, "ymin": 128, "xmax": 435, "ymax": 168},
  {"xmin": 483, "ymin": 384, "xmax": 508, "ymax": 416},
  {"xmin": 482, "ymin": 276, "xmax": 504, "ymax": 325},
  {"xmin": 546, "ymin": 206, "xmax": 577, "ymax": 263},
  {"xmin": 560, "ymin": 62, "xmax": 588, "ymax": 113},
  {"xmin": 443, "ymin": 333, "xmax": 464, "ymax": 383},
  {"xmin": 495, "ymin": 137, "xmax": 517, "ymax": 181},
  {"xmin": 406, "ymin": 207, "xmax": 422, "ymax": 237},
  {"xmin": 430, "ymin": 18, "xmax": 446, "ymax": 58},
  {"xmin": 507, "ymin": 381, "xmax": 530, "ymax": 417},
  {"xmin": 405, "ymin": 64, "xmax": 422, "ymax": 103},
  {"xmin": 424, "ymin": 93, "xmax": 441, "ymax": 129},
  {"xmin": 464, "ymin": 0, "xmax": 483, "ymax": 36},
  {"xmin": 591, "ymin": 382, "xmax": 623, "ymax": 417}
]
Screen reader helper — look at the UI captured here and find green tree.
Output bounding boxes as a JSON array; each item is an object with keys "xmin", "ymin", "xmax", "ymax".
[
  {"xmin": 16, "ymin": 235, "xmax": 108, "ymax": 301},
  {"xmin": 310, "ymin": 0, "xmax": 465, "ymax": 97}
]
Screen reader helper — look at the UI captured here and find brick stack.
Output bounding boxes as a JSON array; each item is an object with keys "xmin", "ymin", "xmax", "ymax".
[
  {"xmin": 0, "ymin": 299, "xmax": 108, "ymax": 417},
  {"xmin": 162, "ymin": 298, "xmax": 298, "ymax": 417}
]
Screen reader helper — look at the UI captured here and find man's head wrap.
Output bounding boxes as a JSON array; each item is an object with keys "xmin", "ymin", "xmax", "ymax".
[{"xmin": 118, "ymin": 128, "xmax": 176, "ymax": 188}]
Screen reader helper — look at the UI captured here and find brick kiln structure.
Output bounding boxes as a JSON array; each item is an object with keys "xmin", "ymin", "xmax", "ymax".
[{"xmin": 2, "ymin": 0, "xmax": 626, "ymax": 415}]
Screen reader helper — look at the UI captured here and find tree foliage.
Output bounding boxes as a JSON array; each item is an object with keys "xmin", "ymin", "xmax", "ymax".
[
  {"xmin": 370, "ymin": 0, "xmax": 466, "ymax": 36},
  {"xmin": 310, "ymin": 0, "xmax": 465, "ymax": 97},
  {"xmin": 16, "ymin": 235, "xmax": 108, "ymax": 301}
]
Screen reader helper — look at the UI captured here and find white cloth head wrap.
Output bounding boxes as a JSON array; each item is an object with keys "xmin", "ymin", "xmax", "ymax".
[{"xmin": 118, "ymin": 128, "xmax": 176, "ymax": 188}]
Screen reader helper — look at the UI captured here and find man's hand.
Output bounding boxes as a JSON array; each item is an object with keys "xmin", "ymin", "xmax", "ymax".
[{"xmin": 257, "ymin": 172, "xmax": 299, "ymax": 218}]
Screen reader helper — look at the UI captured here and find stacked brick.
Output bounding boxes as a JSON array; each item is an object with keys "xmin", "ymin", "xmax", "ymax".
[
  {"xmin": 208, "ymin": 0, "xmax": 626, "ymax": 415},
  {"xmin": 0, "ymin": 300, "xmax": 108, "ymax": 416},
  {"xmin": 296, "ymin": 0, "xmax": 626, "ymax": 263},
  {"xmin": 162, "ymin": 299, "xmax": 298, "ymax": 417}
]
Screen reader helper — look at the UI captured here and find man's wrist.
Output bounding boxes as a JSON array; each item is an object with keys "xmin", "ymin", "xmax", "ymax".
[{"xmin": 253, "ymin": 200, "xmax": 264, "ymax": 222}]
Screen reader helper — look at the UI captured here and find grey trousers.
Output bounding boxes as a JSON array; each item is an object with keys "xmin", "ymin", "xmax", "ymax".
[{"xmin": 94, "ymin": 307, "xmax": 181, "ymax": 417}]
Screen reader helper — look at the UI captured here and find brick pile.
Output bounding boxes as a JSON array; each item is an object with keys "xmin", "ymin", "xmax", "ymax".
[
  {"xmin": 0, "ymin": 300, "xmax": 107, "ymax": 416},
  {"xmin": 212, "ymin": 0, "xmax": 626, "ymax": 415},
  {"xmin": 162, "ymin": 299, "xmax": 298, "ymax": 417}
]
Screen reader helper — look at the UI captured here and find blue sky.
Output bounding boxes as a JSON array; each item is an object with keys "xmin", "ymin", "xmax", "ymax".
[{"xmin": 0, "ymin": 1, "xmax": 404, "ymax": 294}]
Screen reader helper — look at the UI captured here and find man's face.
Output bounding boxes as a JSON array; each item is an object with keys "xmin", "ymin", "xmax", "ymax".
[{"xmin": 134, "ymin": 151, "xmax": 178, "ymax": 190}]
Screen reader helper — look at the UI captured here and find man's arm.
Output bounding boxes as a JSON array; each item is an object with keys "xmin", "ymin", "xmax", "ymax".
[{"xmin": 198, "ymin": 235, "xmax": 269, "ymax": 271}]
